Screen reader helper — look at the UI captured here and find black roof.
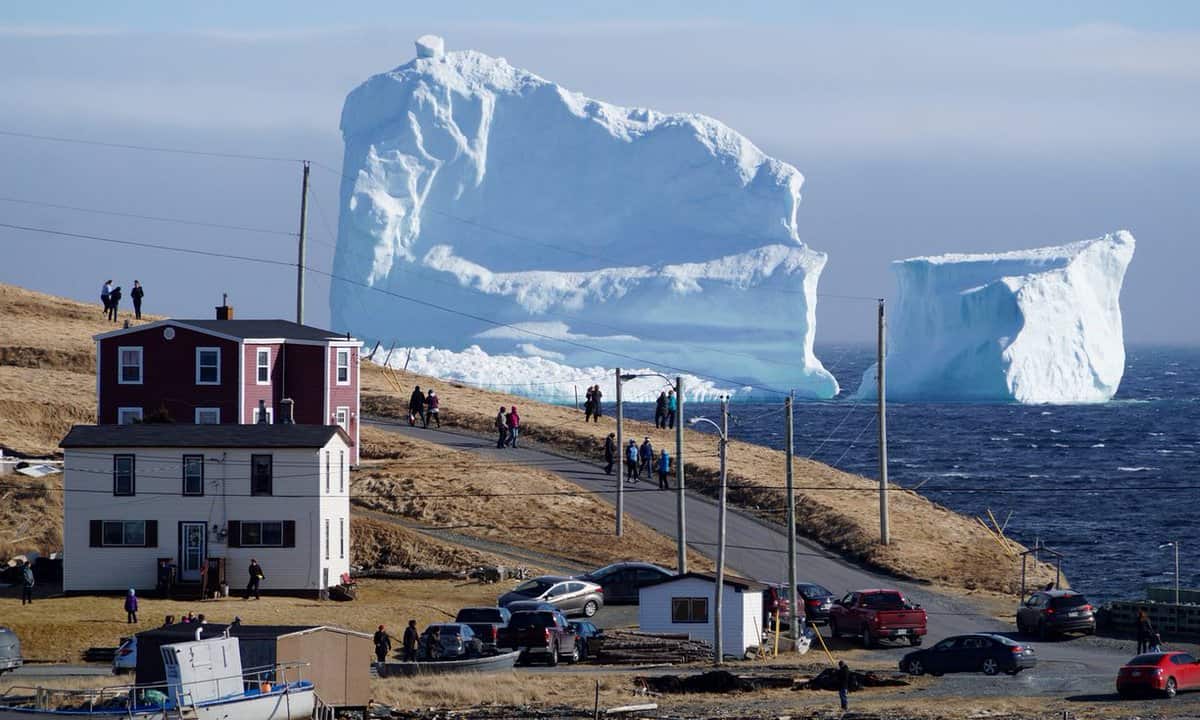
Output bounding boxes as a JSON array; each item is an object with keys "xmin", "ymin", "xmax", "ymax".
[
  {"xmin": 641, "ymin": 572, "xmax": 768, "ymax": 592},
  {"xmin": 60, "ymin": 424, "xmax": 348, "ymax": 449},
  {"xmin": 176, "ymin": 319, "xmax": 352, "ymax": 342}
]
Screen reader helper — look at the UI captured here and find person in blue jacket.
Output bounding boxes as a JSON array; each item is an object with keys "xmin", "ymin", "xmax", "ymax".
[
  {"xmin": 657, "ymin": 450, "xmax": 671, "ymax": 490},
  {"xmin": 625, "ymin": 440, "xmax": 640, "ymax": 482}
]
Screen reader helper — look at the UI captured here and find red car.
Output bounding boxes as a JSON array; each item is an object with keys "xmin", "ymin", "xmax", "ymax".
[{"xmin": 1117, "ymin": 651, "xmax": 1200, "ymax": 698}]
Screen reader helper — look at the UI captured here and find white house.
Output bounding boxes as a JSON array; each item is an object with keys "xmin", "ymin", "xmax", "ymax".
[
  {"xmin": 638, "ymin": 572, "xmax": 765, "ymax": 656},
  {"xmin": 60, "ymin": 424, "xmax": 351, "ymax": 595}
]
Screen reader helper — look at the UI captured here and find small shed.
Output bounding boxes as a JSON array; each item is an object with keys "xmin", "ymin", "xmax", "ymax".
[
  {"xmin": 638, "ymin": 572, "xmax": 766, "ymax": 657},
  {"xmin": 135, "ymin": 623, "xmax": 371, "ymax": 708}
]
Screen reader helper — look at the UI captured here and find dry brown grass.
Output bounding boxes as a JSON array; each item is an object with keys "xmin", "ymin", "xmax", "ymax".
[
  {"xmin": 371, "ymin": 672, "xmax": 632, "ymax": 711},
  {"xmin": 350, "ymin": 515, "xmax": 511, "ymax": 571}
]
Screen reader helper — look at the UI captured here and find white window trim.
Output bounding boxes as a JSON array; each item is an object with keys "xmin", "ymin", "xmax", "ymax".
[
  {"xmin": 252, "ymin": 406, "xmax": 274, "ymax": 424},
  {"xmin": 324, "ymin": 518, "xmax": 331, "ymax": 561},
  {"xmin": 335, "ymin": 406, "xmax": 350, "ymax": 432},
  {"xmin": 339, "ymin": 517, "xmax": 345, "ymax": 559},
  {"xmin": 339, "ymin": 450, "xmax": 345, "ymax": 493},
  {"xmin": 335, "ymin": 349, "xmax": 350, "ymax": 386},
  {"xmin": 117, "ymin": 407, "xmax": 143, "ymax": 425},
  {"xmin": 194, "ymin": 407, "xmax": 221, "ymax": 424},
  {"xmin": 195, "ymin": 347, "xmax": 221, "ymax": 385},
  {"xmin": 117, "ymin": 346, "xmax": 143, "ymax": 385},
  {"xmin": 325, "ymin": 451, "xmax": 331, "ymax": 493},
  {"xmin": 255, "ymin": 347, "xmax": 271, "ymax": 385}
]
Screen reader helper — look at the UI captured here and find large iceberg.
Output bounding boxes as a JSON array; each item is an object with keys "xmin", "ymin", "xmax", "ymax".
[
  {"xmin": 856, "ymin": 231, "xmax": 1135, "ymax": 403},
  {"xmin": 331, "ymin": 36, "xmax": 838, "ymax": 399}
]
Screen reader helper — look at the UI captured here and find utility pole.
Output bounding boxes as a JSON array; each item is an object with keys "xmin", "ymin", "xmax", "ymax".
[
  {"xmin": 785, "ymin": 391, "xmax": 799, "ymax": 644},
  {"xmin": 615, "ymin": 367, "xmax": 624, "ymax": 537},
  {"xmin": 878, "ymin": 299, "xmax": 890, "ymax": 545},
  {"xmin": 675, "ymin": 375, "xmax": 686, "ymax": 574},
  {"xmin": 713, "ymin": 396, "xmax": 729, "ymax": 666},
  {"xmin": 296, "ymin": 160, "xmax": 310, "ymax": 325}
]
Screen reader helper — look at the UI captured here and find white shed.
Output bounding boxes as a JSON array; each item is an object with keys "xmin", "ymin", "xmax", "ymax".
[{"xmin": 637, "ymin": 572, "xmax": 766, "ymax": 657}]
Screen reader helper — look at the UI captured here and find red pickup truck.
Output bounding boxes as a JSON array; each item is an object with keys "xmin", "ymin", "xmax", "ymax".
[
  {"xmin": 828, "ymin": 589, "xmax": 926, "ymax": 648},
  {"xmin": 500, "ymin": 610, "xmax": 579, "ymax": 666}
]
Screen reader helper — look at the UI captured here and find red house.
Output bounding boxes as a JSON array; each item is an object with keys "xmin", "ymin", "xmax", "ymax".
[{"xmin": 95, "ymin": 310, "xmax": 360, "ymax": 465}]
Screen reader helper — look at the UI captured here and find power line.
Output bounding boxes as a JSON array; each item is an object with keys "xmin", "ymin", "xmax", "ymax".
[
  {"xmin": 0, "ymin": 128, "xmax": 303, "ymax": 164},
  {"xmin": 0, "ymin": 196, "xmax": 296, "ymax": 237}
]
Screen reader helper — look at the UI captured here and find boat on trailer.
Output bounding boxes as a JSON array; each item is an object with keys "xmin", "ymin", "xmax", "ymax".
[{"xmin": 0, "ymin": 635, "xmax": 315, "ymax": 720}]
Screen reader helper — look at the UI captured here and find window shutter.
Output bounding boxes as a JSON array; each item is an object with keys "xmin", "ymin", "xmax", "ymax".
[
  {"xmin": 90, "ymin": 520, "xmax": 103, "ymax": 547},
  {"xmin": 227, "ymin": 521, "xmax": 241, "ymax": 548},
  {"xmin": 145, "ymin": 520, "xmax": 158, "ymax": 548},
  {"xmin": 282, "ymin": 520, "xmax": 296, "ymax": 548}
]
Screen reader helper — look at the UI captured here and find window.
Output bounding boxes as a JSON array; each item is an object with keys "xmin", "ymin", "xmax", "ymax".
[
  {"xmin": 238, "ymin": 521, "xmax": 284, "ymax": 547},
  {"xmin": 194, "ymin": 408, "xmax": 220, "ymax": 424},
  {"xmin": 671, "ymin": 596, "xmax": 709, "ymax": 624},
  {"xmin": 118, "ymin": 346, "xmax": 143, "ymax": 384},
  {"xmin": 339, "ymin": 451, "xmax": 345, "ymax": 493},
  {"xmin": 335, "ymin": 406, "xmax": 350, "ymax": 433},
  {"xmin": 94, "ymin": 520, "xmax": 154, "ymax": 547},
  {"xmin": 335, "ymin": 349, "xmax": 350, "ymax": 385},
  {"xmin": 256, "ymin": 348, "xmax": 271, "ymax": 384},
  {"xmin": 252, "ymin": 406, "xmax": 273, "ymax": 424},
  {"xmin": 339, "ymin": 518, "xmax": 345, "ymax": 559},
  {"xmin": 113, "ymin": 455, "xmax": 135, "ymax": 496},
  {"xmin": 325, "ymin": 451, "xmax": 330, "ymax": 493},
  {"xmin": 117, "ymin": 407, "xmax": 143, "ymax": 425},
  {"xmin": 195, "ymin": 347, "xmax": 220, "ymax": 385},
  {"xmin": 182, "ymin": 455, "xmax": 204, "ymax": 496},
  {"xmin": 250, "ymin": 454, "xmax": 273, "ymax": 496},
  {"xmin": 324, "ymin": 518, "xmax": 330, "ymax": 560}
]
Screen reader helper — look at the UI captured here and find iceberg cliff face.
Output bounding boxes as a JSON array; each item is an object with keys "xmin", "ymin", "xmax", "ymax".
[
  {"xmin": 331, "ymin": 36, "xmax": 838, "ymax": 399},
  {"xmin": 856, "ymin": 231, "xmax": 1135, "ymax": 403}
]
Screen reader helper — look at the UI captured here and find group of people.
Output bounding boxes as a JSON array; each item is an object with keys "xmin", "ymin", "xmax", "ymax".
[
  {"xmin": 373, "ymin": 619, "xmax": 421, "ymax": 663},
  {"xmin": 100, "ymin": 279, "xmax": 145, "ymax": 322},
  {"xmin": 583, "ymin": 385, "xmax": 603, "ymax": 422},
  {"xmin": 494, "ymin": 405, "xmax": 521, "ymax": 448},
  {"xmin": 653, "ymin": 390, "xmax": 678, "ymax": 429},
  {"xmin": 604, "ymin": 433, "xmax": 672, "ymax": 489},
  {"xmin": 407, "ymin": 386, "xmax": 442, "ymax": 428}
]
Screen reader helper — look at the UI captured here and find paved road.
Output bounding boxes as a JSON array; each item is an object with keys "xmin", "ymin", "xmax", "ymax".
[{"xmin": 368, "ymin": 418, "xmax": 1138, "ymax": 696}]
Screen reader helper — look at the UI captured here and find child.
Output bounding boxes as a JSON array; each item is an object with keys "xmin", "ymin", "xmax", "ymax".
[{"xmin": 1149, "ymin": 632, "xmax": 1164, "ymax": 653}]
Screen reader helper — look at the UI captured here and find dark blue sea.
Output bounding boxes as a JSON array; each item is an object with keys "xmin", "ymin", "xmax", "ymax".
[{"xmin": 621, "ymin": 345, "xmax": 1200, "ymax": 605}]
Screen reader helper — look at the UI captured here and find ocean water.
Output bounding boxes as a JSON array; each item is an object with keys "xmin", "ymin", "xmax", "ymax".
[{"xmin": 621, "ymin": 345, "xmax": 1200, "ymax": 605}]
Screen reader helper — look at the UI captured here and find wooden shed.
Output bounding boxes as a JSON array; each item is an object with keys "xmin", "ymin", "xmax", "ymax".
[{"xmin": 135, "ymin": 623, "xmax": 371, "ymax": 708}]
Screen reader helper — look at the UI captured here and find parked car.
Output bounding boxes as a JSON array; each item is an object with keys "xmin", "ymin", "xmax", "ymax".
[
  {"xmin": 797, "ymin": 583, "xmax": 836, "ymax": 625},
  {"xmin": 112, "ymin": 636, "xmax": 137, "ymax": 674},
  {"xmin": 503, "ymin": 600, "xmax": 558, "ymax": 615},
  {"xmin": 455, "ymin": 607, "xmax": 512, "ymax": 651},
  {"xmin": 418, "ymin": 623, "xmax": 484, "ymax": 660},
  {"xmin": 504, "ymin": 611, "xmax": 579, "ymax": 666},
  {"xmin": 0, "ymin": 627, "xmax": 21, "ymax": 675},
  {"xmin": 1016, "ymin": 590, "xmax": 1096, "ymax": 638},
  {"xmin": 762, "ymin": 583, "xmax": 791, "ymax": 628},
  {"xmin": 900, "ymin": 633, "xmax": 1036, "ymax": 676},
  {"xmin": 497, "ymin": 575, "xmax": 604, "ymax": 617},
  {"xmin": 1117, "ymin": 651, "xmax": 1200, "ymax": 699},
  {"xmin": 569, "ymin": 620, "xmax": 604, "ymax": 661},
  {"xmin": 829, "ymin": 589, "xmax": 927, "ymax": 648},
  {"xmin": 578, "ymin": 562, "xmax": 673, "ymax": 604}
]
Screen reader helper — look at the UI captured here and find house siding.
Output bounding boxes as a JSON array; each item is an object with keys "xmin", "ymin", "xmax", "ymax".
[
  {"xmin": 63, "ymin": 436, "xmax": 351, "ymax": 593},
  {"xmin": 243, "ymin": 342, "xmax": 284, "ymax": 423},
  {"xmin": 638, "ymin": 578, "xmax": 762, "ymax": 655},
  {"xmin": 283, "ymin": 344, "xmax": 326, "ymax": 425},
  {"xmin": 327, "ymin": 345, "xmax": 358, "ymax": 465}
]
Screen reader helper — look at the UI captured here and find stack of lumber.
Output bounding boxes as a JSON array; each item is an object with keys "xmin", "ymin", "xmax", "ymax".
[{"xmin": 592, "ymin": 630, "xmax": 712, "ymax": 664}]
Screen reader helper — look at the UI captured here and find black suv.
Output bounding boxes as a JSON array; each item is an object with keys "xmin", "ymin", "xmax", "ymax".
[
  {"xmin": 797, "ymin": 583, "xmax": 836, "ymax": 625},
  {"xmin": 1016, "ymin": 590, "xmax": 1096, "ymax": 638}
]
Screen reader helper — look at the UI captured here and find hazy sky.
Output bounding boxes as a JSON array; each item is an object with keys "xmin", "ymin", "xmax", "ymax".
[{"xmin": 1, "ymin": 1, "xmax": 1196, "ymax": 345}]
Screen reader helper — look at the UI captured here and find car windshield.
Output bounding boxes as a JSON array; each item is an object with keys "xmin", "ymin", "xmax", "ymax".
[
  {"xmin": 1128, "ymin": 654, "xmax": 1167, "ymax": 666},
  {"xmin": 438, "ymin": 626, "xmax": 463, "ymax": 637},
  {"xmin": 456, "ymin": 609, "xmax": 500, "ymax": 622},
  {"xmin": 512, "ymin": 579, "xmax": 556, "ymax": 596},
  {"xmin": 862, "ymin": 593, "xmax": 906, "ymax": 610},
  {"xmin": 509, "ymin": 612, "xmax": 555, "ymax": 629},
  {"xmin": 798, "ymin": 584, "xmax": 831, "ymax": 597},
  {"xmin": 1051, "ymin": 595, "xmax": 1089, "ymax": 609}
]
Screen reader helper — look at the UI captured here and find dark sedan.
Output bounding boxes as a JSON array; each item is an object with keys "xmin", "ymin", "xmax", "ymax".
[
  {"xmin": 569, "ymin": 620, "xmax": 604, "ymax": 660},
  {"xmin": 797, "ymin": 582, "xmax": 836, "ymax": 625},
  {"xmin": 578, "ymin": 562, "xmax": 674, "ymax": 604},
  {"xmin": 1016, "ymin": 590, "xmax": 1096, "ymax": 638},
  {"xmin": 901, "ymin": 633, "xmax": 1036, "ymax": 676}
]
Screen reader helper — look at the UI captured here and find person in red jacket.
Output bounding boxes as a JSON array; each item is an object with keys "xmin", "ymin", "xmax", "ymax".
[
  {"xmin": 424, "ymin": 389, "xmax": 441, "ymax": 428},
  {"xmin": 506, "ymin": 406, "xmax": 520, "ymax": 448}
]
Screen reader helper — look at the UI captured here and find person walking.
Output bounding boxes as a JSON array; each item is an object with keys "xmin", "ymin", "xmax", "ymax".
[
  {"xmin": 1137, "ymin": 609, "xmax": 1155, "ymax": 654},
  {"xmin": 506, "ymin": 406, "xmax": 521, "ymax": 447},
  {"xmin": 402, "ymin": 620, "xmax": 419, "ymax": 662},
  {"xmin": 625, "ymin": 440, "xmax": 640, "ymax": 482},
  {"xmin": 639, "ymin": 437, "xmax": 654, "ymax": 477},
  {"xmin": 130, "ymin": 281, "xmax": 144, "ymax": 320},
  {"xmin": 584, "ymin": 386, "xmax": 595, "ymax": 422},
  {"xmin": 107, "ymin": 285, "xmax": 122, "ymax": 322},
  {"xmin": 495, "ymin": 407, "xmax": 508, "ymax": 448},
  {"xmin": 245, "ymin": 558, "xmax": 264, "ymax": 600},
  {"xmin": 666, "ymin": 390, "xmax": 677, "ymax": 429},
  {"xmin": 603, "ymin": 433, "xmax": 616, "ymax": 475},
  {"xmin": 408, "ymin": 386, "xmax": 426, "ymax": 427},
  {"xmin": 592, "ymin": 386, "xmax": 603, "ymax": 422},
  {"xmin": 20, "ymin": 560, "xmax": 34, "ymax": 605},
  {"xmin": 100, "ymin": 280, "xmax": 113, "ymax": 318},
  {"xmin": 654, "ymin": 392, "xmax": 667, "ymax": 429},
  {"xmin": 373, "ymin": 625, "xmax": 392, "ymax": 663},
  {"xmin": 657, "ymin": 449, "xmax": 671, "ymax": 490},
  {"xmin": 837, "ymin": 660, "xmax": 852, "ymax": 711},
  {"xmin": 425, "ymin": 389, "xmax": 440, "ymax": 428},
  {"xmin": 124, "ymin": 588, "xmax": 139, "ymax": 624}
]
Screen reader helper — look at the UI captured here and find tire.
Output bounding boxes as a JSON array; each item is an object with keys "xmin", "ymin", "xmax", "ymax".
[
  {"xmin": 906, "ymin": 659, "xmax": 924, "ymax": 676},
  {"xmin": 546, "ymin": 643, "xmax": 559, "ymax": 667},
  {"xmin": 583, "ymin": 600, "xmax": 598, "ymax": 618},
  {"xmin": 862, "ymin": 626, "xmax": 873, "ymax": 649},
  {"xmin": 567, "ymin": 644, "xmax": 580, "ymax": 664},
  {"xmin": 909, "ymin": 636, "xmax": 922, "ymax": 646},
  {"xmin": 1165, "ymin": 677, "xmax": 1177, "ymax": 699},
  {"xmin": 981, "ymin": 658, "xmax": 1000, "ymax": 676}
]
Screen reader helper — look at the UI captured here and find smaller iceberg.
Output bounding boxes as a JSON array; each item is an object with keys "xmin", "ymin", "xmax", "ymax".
[{"xmin": 856, "ymin": 231, "xmax": 1135, "ymax": 404}]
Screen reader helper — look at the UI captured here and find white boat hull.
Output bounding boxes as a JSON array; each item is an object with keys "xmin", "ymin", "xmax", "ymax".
[{"xmin": 0, "ymin": 686, "xmax": 314, "ymax": 720}]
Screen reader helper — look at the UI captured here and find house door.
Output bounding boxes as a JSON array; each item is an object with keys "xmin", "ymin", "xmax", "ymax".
[{"xmin": 180, "ymin": 522, "xmax": 207, "ymax": 582}]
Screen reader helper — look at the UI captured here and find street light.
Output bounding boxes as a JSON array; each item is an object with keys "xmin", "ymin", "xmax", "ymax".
[
  {"xmin": 690, "ymin": 397, "xmax": 728, "ymax": 666},
  {"xmin": 1159, "ymin": 541, "xmax": 1180, "ymax": 605},
  {"xmin": 616, "ymin": 371, "xmax": 687, "ymax": 573}
]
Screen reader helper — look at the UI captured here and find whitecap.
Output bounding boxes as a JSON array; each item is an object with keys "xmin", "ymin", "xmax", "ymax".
[
  {"xmin": 1049, "ymin": 429, "xmax": 1062, "ymax": 434},
  {"xmin": 1117, "ymin": 466, "xmax": 1156, "ymax": 472},
  {"xmin": 1091, "ymin": 443, "xmax": 1105, "ymax": 448}
]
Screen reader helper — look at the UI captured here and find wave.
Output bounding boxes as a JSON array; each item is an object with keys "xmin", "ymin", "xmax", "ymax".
[{"xmin": 1117, "ymin": 466, "xmax": 1157, "ymax": 472}]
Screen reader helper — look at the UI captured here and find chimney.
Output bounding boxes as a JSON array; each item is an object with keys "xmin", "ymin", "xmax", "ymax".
[
  {"xmin": 216, "ymin": 293, "xmax": 234, "ymax": 321},
  {"xmin": 256, "ymin": 399, "xmax": 268, "ymax": 424},
  {"xmin": 279, "ymin": 398, "xmax": 295, "ymax": 425}
]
